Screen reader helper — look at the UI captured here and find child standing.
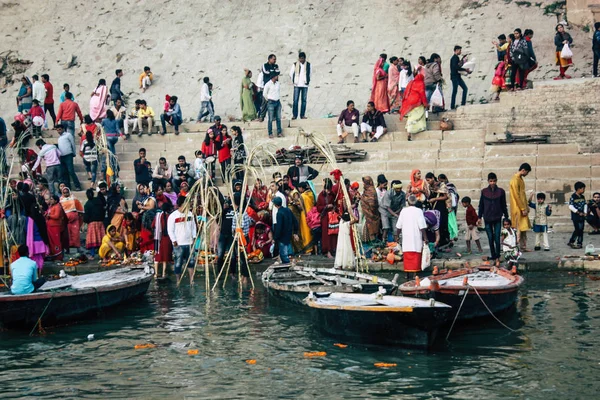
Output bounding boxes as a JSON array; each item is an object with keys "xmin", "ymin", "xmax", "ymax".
[
  {"xmin": 501, "ymin": 218, "xmax": 521, "ymax": 264},
  {"xmin": 568, "ymin": 181, "xmax": 587, "ymax": 249},
  {"xmin": 461, "ymin": 197, "xmax": 483, "ymax": 253},
  {"xmin": 528, "ymin": 192, "xmax": 552, "ymax": 251}
]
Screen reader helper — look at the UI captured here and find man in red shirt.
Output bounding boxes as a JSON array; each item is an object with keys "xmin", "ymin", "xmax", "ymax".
[
  {"xmin": 41, "ymin": 74, "xmax": 56, "ymax": 129},
  {"xmin": 56, "ymin": 92, "xmax": 83, "ymax": 135}
]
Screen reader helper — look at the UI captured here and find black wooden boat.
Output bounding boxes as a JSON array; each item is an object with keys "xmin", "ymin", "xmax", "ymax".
[
  {"xmin": 305, "ymin": 291, "xmax": 453, "ymax": 348},
  {"xmin": 262, "ymin": 264, "xmax": 398, "ymax": 304},
  {"xmin": 399, "ymin": 266, "xmax": 524, "ymax": 320},
  {"xmin": 0, "ymin": 267, "xmax": 153, "ymax": 328}
]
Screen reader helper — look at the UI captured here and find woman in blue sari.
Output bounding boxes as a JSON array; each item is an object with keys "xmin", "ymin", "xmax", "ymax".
[{"xmin": 17, "ymin": 76, "xmax": 33, "ymax": 113}]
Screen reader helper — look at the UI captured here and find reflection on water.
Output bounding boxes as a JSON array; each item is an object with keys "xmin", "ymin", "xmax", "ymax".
[{"xmin": 1, "ymin": 272, "xmax": 599, "ymax": 399}]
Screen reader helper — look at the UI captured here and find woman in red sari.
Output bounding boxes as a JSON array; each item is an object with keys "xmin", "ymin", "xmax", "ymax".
[
  {"xmin": 251, "ymin": 178, "xmax": 268, "ymax": 205},
  {"xmin": 252, "ymin": 222, "xmax": 274, "ymax": 258},
  {"xmin": 369, "ymin": 54, "xmax": 390, "ymax": 114},
  {"xmin": 316, "ymin": 178, "xmax": 337, "ymax": 259},
  {"xmin": 60, "ymin": 187, "xmax": 84, "ymax": 250},
  {"xmin": 400, "ymin": 74, "xmax": 428, "ymax": 140},
  {"xmin": 45, "ymin": 194, "xmax": 67, "ymax": 260}
]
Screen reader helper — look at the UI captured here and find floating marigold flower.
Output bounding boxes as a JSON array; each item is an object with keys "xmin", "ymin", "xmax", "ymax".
[
  {"xmin": 245, "ymin": 359, "xmax": 257, "ymax": 364},
  {"xmin": 304, "ymin": 351, "xmax": 327, "ymax": 357},
  {"xmin": 374, "ymin": 362, "xmax": 397, "ymax": 368},
  {"xmin": 134, "ymin": 343, "xmax": 156, "ymax": 349},
  {"xmin": 187, "ymin": 349, "xmax": 199, "ymax": 355},
  {"xmin": 333, "ymin": 343, "xmax": 348, "ymax": 348}
]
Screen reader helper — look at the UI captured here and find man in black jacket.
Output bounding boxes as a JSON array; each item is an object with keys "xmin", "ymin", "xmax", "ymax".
[
  {"xmin": 450, "ymin": 45, "xmax": 470, "ymax": 110},
  {"xmin": 477, "ymin": 172, "xmax": 509, "ymax": 262},
  {"xmin": 286, "ymin": 155, "xmax": 318, "ymax": 187},
  {"xmin": 273, "ymin": 197, "xmax": 299, "ymax": 264}
]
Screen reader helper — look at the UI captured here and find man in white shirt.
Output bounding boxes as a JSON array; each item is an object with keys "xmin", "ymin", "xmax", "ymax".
[
  {"xmin": 167, "ymin": 196, "xmax": 197, "ymax": 284},
  {"xmin": 33, "ymin": 138, "xmax": 62, "ymax": 197},
  {"xmin": 263, "ymin": 72, "xmax": 282, "ymax": 138},
  {"xmin": 196, "ymin": 77, "xmax": 214, "ymax": 123},
  {"xmin": 396, "ymin": 195, "xmax": 427, "ymax": 279},
  {"xmin": 31, "ymin": 74, "xmax": 46, "ymax": 105},
  {"xmin": 289, "ymin": 52, "xmax": 311, "ymax": 120},
  {"xmin": 255, "ymin": 69, "xmax": 265, "ymax": 117}
]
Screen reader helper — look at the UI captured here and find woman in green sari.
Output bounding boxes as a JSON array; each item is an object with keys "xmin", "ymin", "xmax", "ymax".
[{"xmin": 240, "ymin": 69, "xmax": 257, "ymax": 121}]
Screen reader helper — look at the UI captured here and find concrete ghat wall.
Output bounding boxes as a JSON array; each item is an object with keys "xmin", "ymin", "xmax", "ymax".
[
  {"xmin": 444, "ymin": 79, "xmax": 600, "ymax": 152},
  {"xmin": 0, "ymin": 0, "xmax": 593, "ymax": 123}
]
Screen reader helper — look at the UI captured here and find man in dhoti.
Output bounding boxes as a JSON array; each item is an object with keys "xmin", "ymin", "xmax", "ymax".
[
  {"xmin": 396, "ymin": 195, "xmax": 427, "ymax": 279},
  {"xmin": 509, "ymin": 163, "xmax": 532, "ymax": 251}
]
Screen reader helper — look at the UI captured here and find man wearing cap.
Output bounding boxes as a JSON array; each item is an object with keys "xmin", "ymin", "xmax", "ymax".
[
  {"xmin": 382, "ymin": 180, "xmax": 406, "ymax": 242},
  {"xmin": 263, "ymin": 72, "xmax": 282, "ymax": 138},
  {"xmin": 272, "ymin": 196, "xmax": 299, "ymax": 265},
  {"xmin": 286, "ymin": 155, "xmax": 318, "ymax": 186}
]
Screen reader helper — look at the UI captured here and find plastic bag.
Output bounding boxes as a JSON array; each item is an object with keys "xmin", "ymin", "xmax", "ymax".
[
  {"xmin": 430, "ymin": 85, "xmax": 444, "ymax": 108},
  {"xmin": 560, "ymin": 43, "xmax": 573, "ymax": 59},
  {"xmin": 461, "ymin": 58, "xmax": 476, "ymax": 75},
  {"xmin": 421, "ymin": 245, "xmax": 431, "ymax": 271}
]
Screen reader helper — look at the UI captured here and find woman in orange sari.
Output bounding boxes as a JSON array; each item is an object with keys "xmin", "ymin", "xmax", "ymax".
[
  {"xmin": 369, "ymin": 54, "xmax": 390, "ymax": 114},
  {"xmin": 60, "ymin": 187, "xmax": 84, "ymax": 250},
  {"xmin": 407, "ymin": 169, "xmax": 430, "ymax": 203}
]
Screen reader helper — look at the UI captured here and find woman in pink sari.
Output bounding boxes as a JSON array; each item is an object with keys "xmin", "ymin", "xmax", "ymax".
[
  {"xmin": 387, "ymin": 57, "xmax": 400, "ymax": 112},
  {"xmin": 89, "ymin": 79, "xmax": 109, "ymax": 122},
  {"xmin": 370, "ymin": 54, "xmax": 390, "ymax": 114}
]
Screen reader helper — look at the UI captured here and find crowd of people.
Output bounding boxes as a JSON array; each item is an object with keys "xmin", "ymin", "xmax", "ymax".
[{"xmin": 4, "ymin": 23, "xmax": 600, "ymax": 293}]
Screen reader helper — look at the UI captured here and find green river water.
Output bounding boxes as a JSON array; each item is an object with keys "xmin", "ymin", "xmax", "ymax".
[{"xmin": 0, "ymin": 271, "xmax": 599, "ymax": 399}]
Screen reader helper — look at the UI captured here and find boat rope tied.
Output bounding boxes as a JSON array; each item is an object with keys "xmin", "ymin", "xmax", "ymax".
[
  {"xmin": 445, "ymin": 286, "xmax": 470, "ymax": 341},
  {"xmin": 469, "ymin": 285, "xmax": 517, "ymax": 333},
  {"xmin": 29, "ymin": 292, "xmax": 56, "ymax": 336}
]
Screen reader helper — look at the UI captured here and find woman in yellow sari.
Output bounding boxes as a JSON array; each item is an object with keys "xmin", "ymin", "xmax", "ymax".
[
  {"xmin": 98, "ymin": 224, "xmax": 125, "ymax": 260},
  {"xmin": 298, "ymin": 182, "xmax": 315, "ymax": 254}
]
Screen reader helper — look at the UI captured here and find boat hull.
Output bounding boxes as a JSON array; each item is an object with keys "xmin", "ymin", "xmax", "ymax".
[
  {"xmin": 262, "ymin": 265, "xmax": 397, "ymax": 305},
  {"xmin": 399, "ymin": 267, "xmax": 524, "ymax": 320},
  {"xmin": 265, "ymin": 281, "xmax": 396, "ymax": 305},
  {"xmin": 0, "ymin": 271, "xmax": 152, "ymax": 328},
  {"xmin": 309, "ymin": 304, "xmax": 452, "ymax": 348}
]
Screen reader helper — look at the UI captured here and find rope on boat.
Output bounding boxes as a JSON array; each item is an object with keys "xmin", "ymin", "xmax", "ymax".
[
  {"xmin": 445, "ymin": 287, "xmax": 469, "ymax": 340},
  {"xmin": 445, "ymin": 284, "xmax": 518, "ymax": 341},
  {"xmin": 469, "ymin": 285, "xmax": 517, "ymax": 333},
  {"xmin": 29, "ymin": 292, "xmax": 55, "ymax": 336}
]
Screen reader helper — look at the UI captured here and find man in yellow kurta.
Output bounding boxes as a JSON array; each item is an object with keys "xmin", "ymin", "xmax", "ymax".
[{"xmin": 509, "ymin": 163, "xmax": 532, "ymax": 251}]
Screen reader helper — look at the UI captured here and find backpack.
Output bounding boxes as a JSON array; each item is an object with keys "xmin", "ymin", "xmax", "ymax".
[{"xmin": 512, "ymin": 42, "xmax": 530, "ymax": 66}]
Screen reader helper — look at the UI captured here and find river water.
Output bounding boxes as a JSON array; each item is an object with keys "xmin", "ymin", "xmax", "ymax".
[{"xmin": 1, "ymin": 271, "xmax": 599, "ymax": 399}]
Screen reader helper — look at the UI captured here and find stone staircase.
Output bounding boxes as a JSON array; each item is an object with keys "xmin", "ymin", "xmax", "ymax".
[{"xmin": 31, "ymin": 80, "xmax": 600, "ymax": 233}]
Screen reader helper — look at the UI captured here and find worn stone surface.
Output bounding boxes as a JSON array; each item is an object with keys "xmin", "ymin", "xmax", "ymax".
[{"xmin": 0, "ymin": 0, "xmax": 593, "ymax": 122}]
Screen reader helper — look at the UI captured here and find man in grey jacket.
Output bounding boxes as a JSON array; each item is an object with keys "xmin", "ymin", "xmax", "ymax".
[{"xmin": 57, "ymin": 124, "xmax": 81, "ymax": 191}]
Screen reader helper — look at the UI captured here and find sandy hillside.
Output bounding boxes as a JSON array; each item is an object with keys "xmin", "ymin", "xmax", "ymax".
[{"xmin": 0, "ymin": 0, "xmax": 592, "ymax": 124}]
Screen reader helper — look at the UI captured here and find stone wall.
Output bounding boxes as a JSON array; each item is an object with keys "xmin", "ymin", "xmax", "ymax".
[
  {"xmin": 0, "ymin": 0, "xmax": 593, "ymax": 124},
  {"xmin": 445, "ymin": 78, "xmax": 600, "ymax": 152}
]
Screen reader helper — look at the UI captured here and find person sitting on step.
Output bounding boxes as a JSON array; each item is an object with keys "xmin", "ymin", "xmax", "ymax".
[{"xmin": 361, "ymin": 101, "xmax": 387, "ymax": 142}]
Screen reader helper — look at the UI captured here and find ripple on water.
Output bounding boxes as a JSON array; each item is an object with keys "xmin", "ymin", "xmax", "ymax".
[{"xmin": 0, "ymin": 273, "xmax": 599, "ymax": 399}]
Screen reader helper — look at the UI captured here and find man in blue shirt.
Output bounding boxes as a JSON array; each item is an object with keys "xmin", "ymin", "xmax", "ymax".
[
  {"xmin": 10, "ymin": 245, "xmax": 45, "ymax": 295},
  {"xmin": 272, "ymin": 197, "xmax": 299, "ymax": 264},
  {"xmin": 161, "ymin": 95, "xmax": 183, "ymax": 135}
]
